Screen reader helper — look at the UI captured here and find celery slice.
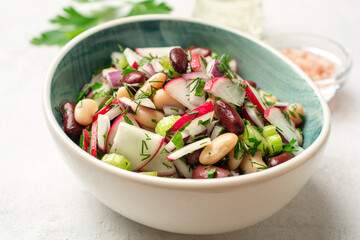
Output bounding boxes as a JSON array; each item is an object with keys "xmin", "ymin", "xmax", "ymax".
[
  {"xmin": 267, "ymin": 134, "xmax": 283, "ymax": 154},
  {"xmin": 118, "ymin": 56, "xmax": 128, "ymax": 69},
  {"xmin": 262, "ymin": 125, "xmax": 277, "ymax": 137},
  {"xmin": 102, "ymin": 153, "xmax": 132, "ymax": 171},
  {"xmin": 155, "ymin": 115, "xmax": 181, "ymax": 137},
  {"xmin": 241, "ymin": 125, "xmax": 268, "ymax": 154},
  {"xmin": 139, "ymin": 172, "xmax": 158, "ymax": 176}
]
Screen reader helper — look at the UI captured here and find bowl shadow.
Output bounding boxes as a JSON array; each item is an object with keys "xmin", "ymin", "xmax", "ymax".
[{"xmin": 82, "ymin": 179, "xmax": 338, "ymax": 239}]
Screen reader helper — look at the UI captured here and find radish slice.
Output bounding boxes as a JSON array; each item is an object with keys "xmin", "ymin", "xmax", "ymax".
[
  {"xmin": 189, "ymin": 79, "xmax": 206, "ymax": 107},
  {"xmin": 135, "ymin": 46, "xmax": 180, "ymax": 57},
  {"xmin": 173, "ymin": 159, "xmax": 193, "ymax": 178},
  {"xmin": 139, "ymin": 145, "xmax": 177, "ymax": 176},
  {"xmin": 106, "ymin": 113, "xmax": 139, "ymax": 152},
  {"xmin": 264, "ymin": 107, "xmax": 301, "ymax": 148},
  {"xmin": 182, "ymin": 72, "xmax": 210, "ymax": 81},
  {"xmin": 138, "ymin": 63, "xmax": 155, "ymax": 78},
  {"xmin": 206, "ymin": 120, "xmax": 218, "ymax": 135},
  {"xmin": 206, "ymin": 59, "xmax": 225, "ymax": 78},
  {"xmin": 190, "ymin": 53, "xmax": 205, "ymax": 72},
  {"xmin": 123, "ymin": 48, "xmax": 142, "ymax": 69},
  {"xmin": 111, "ymin": 52, "xmax": 124, "ymax": 69},
  {"xmin": 244, "ymin": 102, "xmax": 264, "ymax": 128},
  {"xmin": 109, "ymin": 122, "xmax": 164, "ymax": 171},
  {"xmin": 135, "ymin": 98, "xmax": 156, "ymax": 110},
  {"xmin": 166, "ymin": 102, "xmax": 214, "ymax": 143},
  {"xmin": 118, "ymin": 97, "xmax": 138, "ymax": 112},
  {"xmin": 97, "ymin": 114, "xmax": 110, "ymax": 152},
  {"xmin": 204, "ymin": 77, "xmax": 245, "ymax": 106},
  {"xmin": 104, "ymin": 105, "xmax": 122, "ymax": 121},
  {"xmin": 163, "ymin": 77, "xmax": 198, "ymax": 110},
  {"xmin": 243, "ymin": 80, "xmax": 268, "ymax": 113},
  {"xmin": 188, "ymin": 125, "xmax": 207, "ymax": 139},
  {"xmin": 167, "ymin": 138, "xmax": 211, "ymax": 161},
  {"xmin": 163, "ymin": 105, "xmax": 184, "ymax": 116},
  {"xmin": 90, "ymin": 121, "xmax": 98, "ymax": 157},
  {"xmin": 186, "ymin": 46, "xmax": 212, "ymax": 58},
  {"xmin": 80, "ymin": 129, "xmax": 90, "ymax": 152}
]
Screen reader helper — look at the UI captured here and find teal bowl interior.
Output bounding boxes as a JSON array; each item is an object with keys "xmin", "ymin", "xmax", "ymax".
[{"xmin": 51, "ymin": 17, "xmax": 324, "ymax": 149}]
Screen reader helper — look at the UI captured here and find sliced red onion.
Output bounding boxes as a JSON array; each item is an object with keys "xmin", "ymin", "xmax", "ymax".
[
  {"xmin": 107, "ymin": 70, "xmax": 123, "ymax": 88},
  {"xmin": 182, "ymin": 72, "xmax": 210, "ymax": 81},
  {"xmin": 150, "ymin": 58, "xmax": 164, "ymax": 73},
  {"xmin": 163, "ymin": 105, "xmax": 184, "ymax": 116},
  {"xmin": 118, "ymin": 97, "xmax": 138, "ymax": 112},
  {"xmin": 206, "ymin": 120, "xmax": 218, "ymax": 135},
  {"xmin": 138, "ymin": 63, "xmax": 156, "ymax": 78},
  {"xmin": 135, "ymin": 98, "xmax": 156, "ymax": 109},
  {"xmin": 274, "ymin": 102, "xmax": 289, "ymax": 109},
  {"xmin": 85, "ymin": 87, "xmax": 94, "ymax": 99},
  {"xmin": 206, "ymin": 59, "xmax": 225, "ymax": 78},
  {"xmin": 210, "ymin": 125, "xmax": 225, "ymax": 140},
  {"xmin": 166, "ymin": 138, "xmax": 211, "ymax": 161}
]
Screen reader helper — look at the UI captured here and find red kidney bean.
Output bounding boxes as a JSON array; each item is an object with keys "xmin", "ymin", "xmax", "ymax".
[
  {"xmin": 269, "ymin": 152, "xmax": 293, "ymax": 167},
  {"xmin": 169, "ymin": 48, "xmax": 188, "ymax": 74},
  {"xmin": 61, "ymin": 102, "xmax": 83, "ymax": 139},
  {"xmin": 214, "ymin": 100, "xmax": 245, "ymax": 135},
  {"xmin": 186, "ymin": 149, "xmax": 202, "ymax": 165},
  {"xmin": 122, "ymin": 71, "xmax": 146, "ymax": 87},
  {"xmin": 247, "ymin": 80, "xmax": 257, "ymax": 88},
  {"xmin": 193, "ymin": 165, "xmax": 232, "ymax": 179}
]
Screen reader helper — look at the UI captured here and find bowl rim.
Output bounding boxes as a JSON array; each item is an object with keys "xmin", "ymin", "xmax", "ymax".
[
  {"xmin": 262, "ymin": 32, "xmax": 352, "ymax": 87},
  {"xmin": 43, "ymin": 14, "xmax": 331, "ymax": 190}
]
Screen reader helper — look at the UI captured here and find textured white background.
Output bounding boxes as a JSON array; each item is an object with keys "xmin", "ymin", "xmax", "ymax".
[{"xmin": 1, "ymin": 0, "xmax": 359, "ymax": 239}]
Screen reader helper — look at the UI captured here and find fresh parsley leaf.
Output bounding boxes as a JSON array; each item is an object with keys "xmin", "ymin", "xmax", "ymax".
[{"xmin": 31, "ymin": 0, "xmax": 172, "ymax": 46}]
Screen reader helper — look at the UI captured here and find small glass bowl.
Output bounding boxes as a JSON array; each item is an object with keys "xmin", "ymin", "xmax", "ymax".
[{"xmin": 263, "ymin": 33, "xmax": 352, "ymax": 102}]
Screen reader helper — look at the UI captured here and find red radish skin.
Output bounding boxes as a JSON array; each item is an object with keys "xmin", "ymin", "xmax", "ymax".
[
  {"xmin": 81, "ymin": 129, "xmax": 90, "ymax": 152},
  {"xmin": 105, "ymin": 113, "xmax": 138, "ymax": 152},
  {"xmin": 90, "ymin": 121, "xmax": 98, "ymax": 157},
  {"xmin": 190, "ymin": 53, "xmax": 205, "ymax": 72},
  {"xmin": 243, "ymin": 80, "xmax": 267, "ymax": 113},
  {"xmin": 167, "ymin": 101, "xmax": 214, "ymax": 139},
  {"xmin": 93, "ymin": 98, "xmax": 118, "ymax": 121},
  {"xmin": 204, "ymin": 77, "xmax": 246, "ymax": 106}
]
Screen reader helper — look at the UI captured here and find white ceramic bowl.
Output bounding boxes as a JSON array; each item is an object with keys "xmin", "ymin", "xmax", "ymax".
[{"xmin": 43, "ymin": 15, "xmax": 331, "ymax": 234}]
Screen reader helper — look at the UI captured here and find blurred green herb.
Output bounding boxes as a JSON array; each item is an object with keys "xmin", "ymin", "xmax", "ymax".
[{"xmin": 31, "ymin": 0, "xmax": 172, "ymax": 46}]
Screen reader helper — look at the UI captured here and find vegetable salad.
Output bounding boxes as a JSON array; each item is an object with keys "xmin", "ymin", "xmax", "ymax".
[{"xmin": 61, "ymin": 46, "xmax": 305, "ymax": 179}]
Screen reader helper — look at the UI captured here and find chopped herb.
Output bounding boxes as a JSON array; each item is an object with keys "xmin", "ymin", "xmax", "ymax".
[
  {"xmin": 298, "ymin": 112, "xmax": 305, "ymax": 121},
  {"xmin": 282, "ymin": 138, "xmax": 298, "ymax": 155},
  {"xmin": 170, "ymin": 107, "xmax": 179, "ymax": 112},
  {"xmin": 151, "ymin": 119, "xmax": 158, "ymax": 124},
  {"xmin": 162, "ymin": 162, "xmax": 172, "ymax": 169},
  {"xmin": 123, "ymin": 115, "xmax": 134, "ymax": 125},
  {"xmin": 198, "ymin": 118, "xmax": 211, "ymax": 126},
  {"xmin": 207, "ymin": 168, "xmax": 217, "ymax": 178},
  {"xmin": 144, "ymin": 133, "xmax": 151, "ymax": 141},
  {"xmin": 171, "ymin": 132, "xmax": 184, "ymax": 150},
  {"xmin": 140, "ymin": 153, "xmax": 151, "ymax": 161},
  {"xmin": 122, "ymin": 67, "xmax": 138, "ymax": 75},
  {"xmin": 141, "ymin": 140, "xmax": 148, "ymax": 153},
  {"xmin": 160, "ymin": 148, "xmax": 170, "ymax": 154},
  {"xmin": 296, "ymin": 128, "xmax": 303, "ymax": 135}
]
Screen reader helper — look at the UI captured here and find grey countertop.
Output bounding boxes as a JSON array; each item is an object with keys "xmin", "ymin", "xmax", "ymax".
[{"xmin": 1, "ymin": 0, "xmax": 359, "ymax": 239}]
